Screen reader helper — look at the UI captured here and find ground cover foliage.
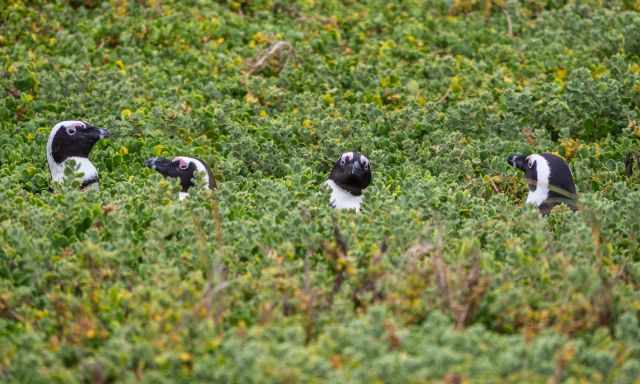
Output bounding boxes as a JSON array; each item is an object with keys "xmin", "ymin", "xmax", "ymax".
[{"xmin": 1, "ymin": 0, "xmax": 640, "ymax": 382}]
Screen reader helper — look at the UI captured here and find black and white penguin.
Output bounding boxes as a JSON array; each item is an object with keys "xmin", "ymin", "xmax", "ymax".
[
  {"xmin": 507, "ymin": 152, "xmax": 577, "ymax": 214},
  {"xmin": 326, "ymin": 151, "xmax": 372, "ymax": 212},
  {"xmin": 46, "ymin": 120, "xmax": 110, "ymax": 190},
  {"xmin": 144, "ymin": 156, "xmax": 215, "ymax": 200}
]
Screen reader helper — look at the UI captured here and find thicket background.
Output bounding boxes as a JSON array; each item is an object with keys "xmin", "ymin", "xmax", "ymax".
[{"xmin": 1, "ymin": 0, "xmax": 640, "ymax": 382}]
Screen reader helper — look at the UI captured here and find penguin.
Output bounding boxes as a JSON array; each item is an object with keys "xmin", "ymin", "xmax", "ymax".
[
  {"xmin": 326, "ymin": 151, "xmax": 372, "ymax": 212},
  {"xmin": 507, "ymin": 152, "xmax": 577, "ymax": 214},
  {"xmin": 46, "ymin": 120, "xmax": 110, "ymax": 190},
  {"xmin": 144, "ymin": 156, "xmax": 215, "ymax": 200}
]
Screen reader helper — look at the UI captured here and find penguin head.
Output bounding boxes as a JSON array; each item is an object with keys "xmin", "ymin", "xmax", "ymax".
[
  {"xmin": 48, "ymin": 121, "xmax": 110, "ymax": 164},
  {"xmin": 145, "ymin": 156, "xmax": 215, "ymax": 194},
  {"xmin": 507, "ymin": 154, "xmax": 540, "ymax": 191},
  {"xmin": 46, "ymin": 120, "xmax": 110, "ymax": 187},
  {"xmin": 329, "ymin": 151, "xmax": 372, "ymax": 196}
]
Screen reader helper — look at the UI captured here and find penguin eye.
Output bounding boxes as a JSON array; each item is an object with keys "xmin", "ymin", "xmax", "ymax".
[
  {"xmin": 362, "ymin": 158, "xmax": 369, "ymax": 169},
  {"xmin": 65, "ymin": 126, "xmax": 77, "ymax": 136},
  {"xmin": 178, "ymin": 160, "xmax": 189, "ymax": 170}
]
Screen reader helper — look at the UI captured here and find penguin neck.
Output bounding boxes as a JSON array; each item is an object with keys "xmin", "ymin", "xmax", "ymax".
[
  {"xmin": 49, "ymin": 157, "xmax": 98, "ymax": 185},
  {"xmin": 326, "ymin": 179, "xmax": 364, "ymax": 212},
  {"xmin": 526, "ymin": 185, "xmax": 549, "ymax": 207}
]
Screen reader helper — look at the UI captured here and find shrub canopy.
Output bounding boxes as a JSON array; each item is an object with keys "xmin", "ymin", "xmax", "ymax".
[{"xmin": 1, "ymin": 0, "xmax": 640, "ymax": 382}]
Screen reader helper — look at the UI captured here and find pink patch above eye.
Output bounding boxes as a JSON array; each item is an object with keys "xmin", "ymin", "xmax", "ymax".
[{"xmin": 178, "ymin": 159, "xmax": 190, "ymax": 170}]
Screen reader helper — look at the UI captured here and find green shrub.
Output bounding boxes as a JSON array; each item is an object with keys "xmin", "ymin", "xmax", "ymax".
[{"xmin": 1, "ymin": 0, "xmax": 639, "ymax": 382}]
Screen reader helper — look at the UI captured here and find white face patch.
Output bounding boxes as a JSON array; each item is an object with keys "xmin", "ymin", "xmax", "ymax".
[
  {"xmin": 342, "ymin": 152, "xmax": 354, "ymax": 161},
  {"xmin": 526, "ymin": 154, "xmax": 551, "ymax": 187},
  {"xmin": 361, "ymin": 155, "xmax": 369, "ymax": 169},
  {"xmin": 524, "ymin": 154, "xmax": 551, "ymax": 207}
]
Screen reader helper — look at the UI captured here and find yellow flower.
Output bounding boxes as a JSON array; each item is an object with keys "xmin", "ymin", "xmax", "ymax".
[
  {"xmin": 252, "ymin": 31, "xmax": 269, "ymax": 45},
  {"xmin": 450, "ymin": 75, "xmax": 462, "ymax": 93},
  {"xmin": 35, "ymin": 309, "xmax": 48, "ymax": 319},
  {"xmin": 178, "ymin": 352, "xmax": 192, "ymax": 362},
  {"xmin": 245, "ymin": 92, "xmax": 258, "ymax": 104},
  {"xmin": 154, "ymin": 144, "xmax": 165, "ymax": 156},
  {"xmin": 554, "ymin": 68, "xmax": 567, "ymax": 84},
  {"xmin": 322, "ymin": 93, "xmax": 335, "ymax": 106},
  {"xmin": 115, "ymin": 59, "xmax": 126, "ymax": 74},
  {"xmin": 302, "ymin": 119, "xmax": 312, "ymax": 129},
  {"xmin": 113, "ymin": 0, "xmax": 128, "ymax": 17},
  {"xmin": 121, "ymin": 108, "xmax": 132, "ymax": 119},
  {"xmin": 559, "ymin": 138, "xmax": 580, "ymax": 160},
  {"xmin": 378, "ymin": 40, "xmax": 396, "ymax": 57},
  {"xmin": 591, "ymin": 64, "xmax": 607, "ymax": 79},
  {"xmin": 119, "ymin": 146, "xmax": 129, "ymax": 156},
  {"xmin": 259, "ymin": 110, "xmax": 268, "ymax": 118}
]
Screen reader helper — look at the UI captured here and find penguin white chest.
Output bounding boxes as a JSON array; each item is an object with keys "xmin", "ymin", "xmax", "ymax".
[
  {"xmin": 525, "ymin": 186, "xmax": 549, "ymax": 207},
  {"xmin": 326, "ymin": 180, "xmax": 364, "ymax": 212},
  {"xmin": 50, "ymin": 157, "xmax": 99, "ymax": 184}
]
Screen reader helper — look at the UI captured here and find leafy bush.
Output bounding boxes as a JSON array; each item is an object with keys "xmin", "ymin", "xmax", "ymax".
[{"xmin": 1, "ymin": 0, "xmax": 639, "ymax": 382}]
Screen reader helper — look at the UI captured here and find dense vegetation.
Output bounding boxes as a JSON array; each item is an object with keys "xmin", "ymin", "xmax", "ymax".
[{"xmin": 1, "ymin": 0, "xmax": 640, "ymax": 382}]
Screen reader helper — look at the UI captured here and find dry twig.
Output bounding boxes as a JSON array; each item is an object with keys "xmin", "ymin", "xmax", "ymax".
[
  {"xmin": 245, "ymin": 41, "xmax": 295, "ymax": 77},
  {"xmin": 503, "ymin": 9, "xmax": 513, "ymax": 38},
  {"xmin": 487, "ymin": 176, "xmax": 501, "ymax": 194}
]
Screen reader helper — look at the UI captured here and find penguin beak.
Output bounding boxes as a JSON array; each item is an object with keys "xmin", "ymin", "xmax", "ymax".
[
  {"xmin": 351, "ymin": 160, "xmax": 362, "ymax": 175},
  {"xmin": 144, "ymin": 157, "xmax": 158, "ymax": 169},
  {"xmin": 98, "ymin": 128, "xmax": 110, "ymax": 139},
  {"xmin": 84, "ymin": 124, "xmax": 110, "ymax": 140},
  {"xmin": 145, "ymin": 157, "xmax": 174, "ymax": 176}
]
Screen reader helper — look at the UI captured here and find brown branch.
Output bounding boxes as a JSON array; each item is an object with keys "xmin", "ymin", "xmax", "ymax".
[
  {"xmin": 245, "ymin": 40, "xmax": 295, "ymax": 77},
  {"xmin": 322, "ymin": 223, "xmax": 350, "ymax": 307},
  {"xmin": 453, "ymin": 256, "xmax": 485, "ymax": 329},
  {"xmin": 432, "ymin": 253, "xmax": 452, "ymax": 311},
  {"xmin": 487, "ymin": 176, "xmax": 500, "ymax": 194},
  {"xmin": 503, "ymin": 9, "xmax": 513, "ymax": 38}
]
